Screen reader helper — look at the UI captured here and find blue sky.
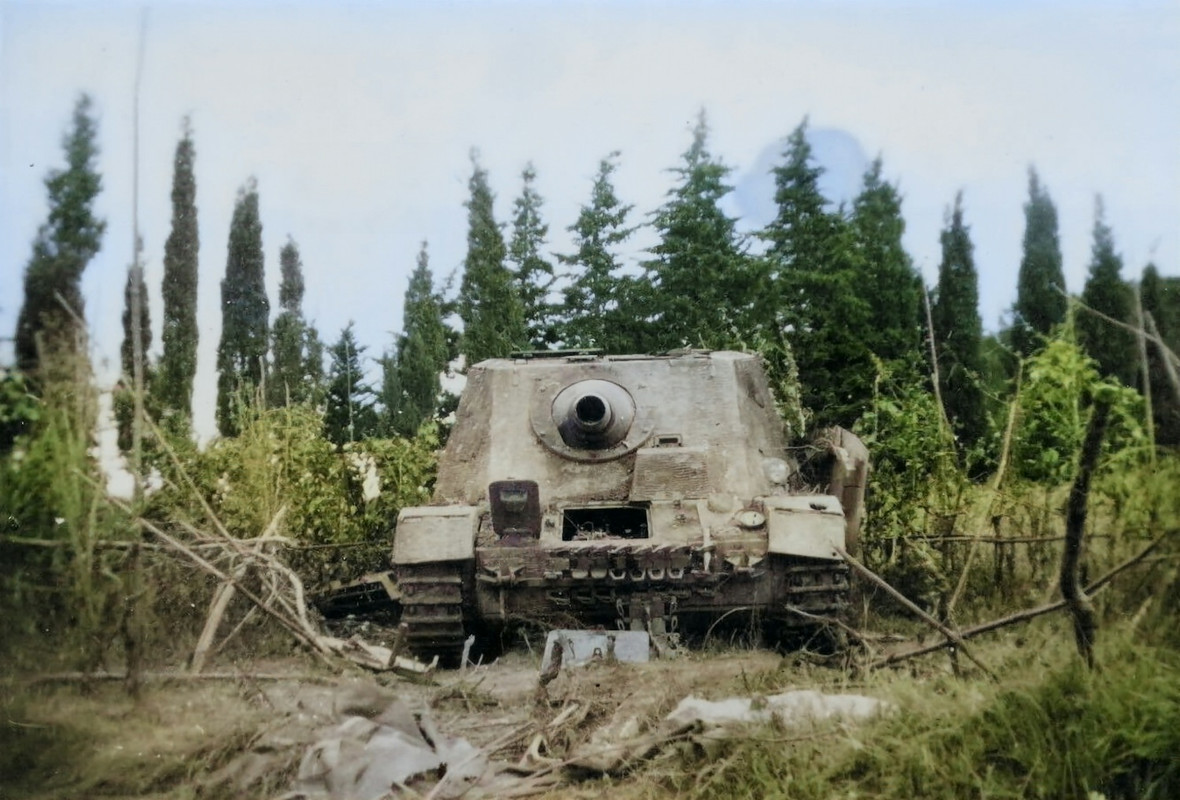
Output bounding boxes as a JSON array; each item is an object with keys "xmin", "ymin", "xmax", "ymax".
[{"xmin": 2, "ymin": 0, "xmax": 1177, "ymax": 441}]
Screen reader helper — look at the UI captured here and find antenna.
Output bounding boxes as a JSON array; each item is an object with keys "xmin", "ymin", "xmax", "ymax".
[{"xmin": 129, "ymin": 7, "xmax": 149, "ymax": 501}]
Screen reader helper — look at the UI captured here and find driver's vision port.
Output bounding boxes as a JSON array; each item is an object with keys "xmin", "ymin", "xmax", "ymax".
[{"xmin": 562, "ymin": 506, "xmax": 649, "ymax": 541}]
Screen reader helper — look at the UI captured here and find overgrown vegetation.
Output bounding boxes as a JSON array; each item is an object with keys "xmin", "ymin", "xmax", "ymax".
[
  {"xmin": 653, "ymin": 634, "xmax": 1180, "ymax": 800},
  {"xmin": 3, "ymin": 94, "xmax": 1179, "ymax": 799}
]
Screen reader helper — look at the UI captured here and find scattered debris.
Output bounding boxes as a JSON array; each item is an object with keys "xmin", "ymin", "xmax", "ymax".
[
  {"xmin": 284, "ymin": 700, "xmax": 487, "ymax": 800},
  {"xmin": 664, "ymin": 689, "xmax": 892, "ymax": 730},
  {"xmin": 539, "ymin": 630, "xmax": 651, "ymax": 672}
]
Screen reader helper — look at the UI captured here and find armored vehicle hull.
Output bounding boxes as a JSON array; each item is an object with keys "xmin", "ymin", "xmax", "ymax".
[{"xmin": 392, "ymin": 351, "xmax": 868, "ymax": 663}]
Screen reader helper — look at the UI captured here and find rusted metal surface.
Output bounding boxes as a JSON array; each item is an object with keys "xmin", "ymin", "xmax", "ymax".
[{"xmin": 391, "ymin": 350, "xmax": 869, "ymax": 664}]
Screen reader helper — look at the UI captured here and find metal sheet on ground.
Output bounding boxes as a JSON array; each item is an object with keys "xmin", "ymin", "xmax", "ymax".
[{"xmin": 541, "ymin": 630, "xmax": 650, "ymax": 672}]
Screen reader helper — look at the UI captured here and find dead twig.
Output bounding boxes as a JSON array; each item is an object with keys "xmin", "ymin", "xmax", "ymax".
[
  {"xmin": 191, "ymin": 505, "xmax": 288, "ymax": 673},
  {"xmin": 870, "ymin": 528, "xmax": 1175, "ymax": 668},
  {"xmin": 837, "ymin": 546, "xmax": 997, "ymax": 680},
  {"xmin": 21, "ymin": 670, "xmax": 337, "ymax": 685}
]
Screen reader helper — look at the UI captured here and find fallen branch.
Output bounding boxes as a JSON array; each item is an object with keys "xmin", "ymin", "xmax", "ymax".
[
  {"xmin": 0, "ymin": 536, "xmax": 168, "ymax": 551},
  {"xmin": 191, "ymin": 505, "xmax": 288, "ymax": 674},
  {"xmin": 133, "ymin": 515, "xmax": 334, "ymax": 664},
  {"xmin": 871, "ymin": 528, "xmax": 1175, "ymax": 668},
  {"xmin": 837, "ymin": 546, "xmax": 996, "ymax": 680},
  {"xmin": 20, "ymin": 670, "xmax": 338, "ymax": 685}
]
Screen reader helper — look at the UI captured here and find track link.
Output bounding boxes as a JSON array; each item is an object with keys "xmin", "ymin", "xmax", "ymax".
[{"xmin": 397, "ymin": 562, "xmax": 468, "ymax": 665}]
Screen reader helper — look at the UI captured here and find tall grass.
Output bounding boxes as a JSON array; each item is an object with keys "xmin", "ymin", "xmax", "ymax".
[
  {"xmin": 0, "ymin": 350, "xmax": 138, "ymax": 669},
  {"xmin": 652, "ymin": 632, "xmax": 1180, "ymax": 800}
]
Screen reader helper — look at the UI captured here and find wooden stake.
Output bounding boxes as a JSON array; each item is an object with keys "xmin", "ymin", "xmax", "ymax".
[{"xmin": 1061, "ymin": 395, "xmax": 1110, "ymax": 669}]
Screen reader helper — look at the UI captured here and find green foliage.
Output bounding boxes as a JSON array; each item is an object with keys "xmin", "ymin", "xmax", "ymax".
[
  {"xmin": 458, "ymin": 150, "xmax": 526, "ymax": 365},
  {"xmin": 931, "ymin": 192, "xmax": 987, "ymax": 450},
  {"xmin": 1078, "ymin": 196, "xmax": 1137, "ymax": 386},
  {"xmin": 216, "ymin": 179, "xmax": 269, "ymax": 437},
  {"xmin": 508, "ymin": 164, "xmax": 557, "ymax": 348},
  {"xmin": 0, "ymin": 352, "xmax": 133, "ymax": 664},
  {"xmin": 1011, "ymin": 167, "xmax": 1067, "ymax": 359},
  {"xmin": 1012, "ymin": 321, "xmax": 1146, "ymax": 484},
  {"xmin": 555, "ymin": 152, "xmax": 639, "ymax": 352},
  {"xmin": 850, "ymin": 157, "xmax": 924, "ymax": 367},
  {"xmin": 641, "ymin": 110, "xmax": 754, "ymax": 353},
  {"xmin": 268, "ymin": 238, "xmax": 314, "ymax": 408},
  {"xmin": 763, "ymin": 118, "xmax": 875, "ymax": 427},
  {"xmin": 856, "ymin": 360, "xmax": 964, "ymax": 543},
  {"xmin": 116, "ymin": 254, "xmax": 153, "ymax": 455},
  {"xmin": 384, "ymin": 243, "xmax": 450, "ymax": 436},
  {"xmin": 14, "ymin": 94, "xmax": 106, "ymax": 375},
  {"xmin": 323, "ymin": 322, "xmax": 378, "ymax": 447},
  {"xmin": 0, "ymin": 370, "xmax": 41, "ymax": 453},
  {"xmin": 157, "ymin": 118, "xmax": 200, "ymax": 420},
  {"xmin": 147, "ymin": 404, "xmax": 437, "ymax": 582},
  {"xmin": 747, "ymin": 329, "xmax": 808, "ymax": 441}
]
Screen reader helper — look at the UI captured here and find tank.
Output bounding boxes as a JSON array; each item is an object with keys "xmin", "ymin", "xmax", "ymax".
[{"xmin": 391, "ymin": 350, "xmax": 868, "ymax": 664}]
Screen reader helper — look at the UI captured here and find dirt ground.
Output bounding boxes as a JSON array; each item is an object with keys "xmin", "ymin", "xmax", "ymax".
[{"xmin": 1, "ymin": 642, "xmax": 804, "ymax": 799}]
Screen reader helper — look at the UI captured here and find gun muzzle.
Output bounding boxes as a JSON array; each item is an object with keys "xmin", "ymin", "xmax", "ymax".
[{"xmin": 552, "ymin": 379, "xmax": 635, "ymax": 450}]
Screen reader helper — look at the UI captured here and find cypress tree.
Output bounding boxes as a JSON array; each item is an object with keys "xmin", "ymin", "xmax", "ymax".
[
  {"xmin": 763, "ymin": 118, "xmax": 873, "ymax": 427},
  {"xmin": 305, "ymin": 324, "xmax": 326, "ymax": 409},
  {"xmin": 385, "ymin": 242, "xmax": 449, "ymax": 436},
  {"xmin": 930, "ymin": 192, "xmax": 987, "ymax": 450},
  {"xmin": 1077, "ymin": 196, "xmax": 1136, "ymax": 385},
  {"xmin": 324, "ymin": 322, "xmax": 377, "ymax": 447},
  {"xmin": 642, "ymin": 110, "xmax": 752, "ymax": 352},
  {"xmin": 157, "ymin": 119, "xmax": 200, "ymax": 418},
  {"xmin": 14, "ymin": 94, "xmax": 106, "ymax": 375},
  {"xmin": 1011, "ymin": 167, "xmax": 1066, "ymax": 358},
  {"xmin": 556, "ymin": 152, "xmax": 639, "ymax": 352},
  {"xmin": 457, "ymin": 151, "xmax": 526, "ymax": 365},
  {"xmin": 850, "ymin": 157, "xmax": 924, "ymax": 366},
  {"xmin": 215, "ymin": 179, "xmax": 269, "ymax": 436},
  {"xmin": 268, "ymin": 238, "xmax": 311, "ymax": 407},
  {"xmin": 116, "ymin": 242, "xmax": 152, "ymax": 453},
  {"xmin": 508, "ymin": 164, "xmax": 556, "ymax": 348}
]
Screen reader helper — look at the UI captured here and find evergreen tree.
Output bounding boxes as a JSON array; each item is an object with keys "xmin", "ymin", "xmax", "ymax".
[
  {"xmin": 379, "ymin": 351, "xmax": 403, "ymax": 436},
  {"xmin": 14, "ymin": 94, "xmax": 106, "ymax": 375},
  {"xmin": 268, "ymin": 238, "xmax": 312, "ymax": 407},
  {"xmin": 1140, "ymin": 263, "xmax": 1180, "ymax": 447},
  {"xmin": 930, "ymin": 193, "xmax": 987, "ymax": 450},
  {"xmin": 1077, "ymin": 196, "xmax": 1136, "ymax": 385},
  {"xmin": 305, "ymin": 324, "xmax": 326, "ymax": 408},
  {"xmin": 157, "ymin": 118, "xmax": 200, "ymax": 419},
  {"xmin": 850, "ymin": 157, "xmax": 924, "ymax": 366},
  {"xmin": 215, "ymin": 179, "xmax": 269, "ymax": 436},
  {"xmin": 508, "ymin": 164, "xmax": 556, "ymax": 348},
  {"xmin": 763, "ymin": 118, "xmax": 873, "ymax": 427},
  {"xmin": 385, "ymin": 242, "xmax": 449, "ymax": 436},
  {"xmin": 457, "ymin": 151, "xmax": 526, "ymax": 365},
  {"xmin": 642, "ymin": 110, "xmax": 752, "ymax": 352},
  {"xmin": 115, "ymin": 242, "xmax": 152, "ymax": 453},
  {"xmin": 556, "ymin": 152, "xmax": 639, "ymax": 352},
  {"xmin": 324, "ymin": 322, "xmax": 377, "ymax": 447},
  {"xmin": 1011, "ymin": 167, "xmax": 1066, "ymax": 358}
]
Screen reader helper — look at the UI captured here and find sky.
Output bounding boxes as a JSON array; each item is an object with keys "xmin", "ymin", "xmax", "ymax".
[{"xmin": 2, "ymin": 0, "xmax": 1178, "ymax": 443}]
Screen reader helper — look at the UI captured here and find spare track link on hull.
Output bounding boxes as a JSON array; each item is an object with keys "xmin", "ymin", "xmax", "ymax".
[{"xmin": 398, "ymin": 563, "xmax": 468, "ymax": 664}]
